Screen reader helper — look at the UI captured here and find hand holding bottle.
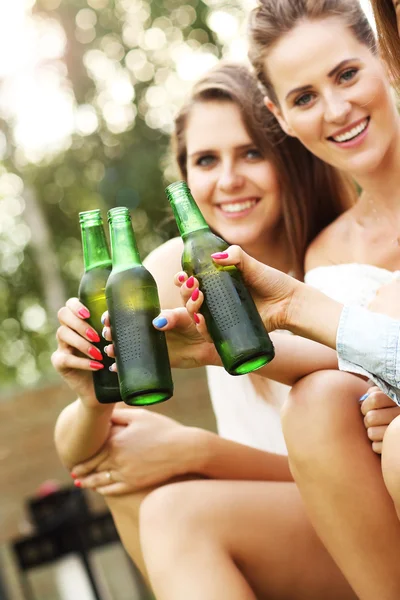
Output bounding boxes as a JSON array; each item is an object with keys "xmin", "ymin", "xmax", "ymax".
[
  {"xmin": 101, "ymin": 304, "xmax": 221, "ymax": 370},
  {"xmin": 178, "ymin": 245, "xmax": 301, "ymax": 336},
  {"xmin": 51, "ymin": 297, "xmax": 108, "ymax": 408}
]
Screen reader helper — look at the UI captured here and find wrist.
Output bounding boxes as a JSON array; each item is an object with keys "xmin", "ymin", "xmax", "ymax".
[{"xmin": 183, "ymin": 427, "xmax": 215, "ymax": 476}]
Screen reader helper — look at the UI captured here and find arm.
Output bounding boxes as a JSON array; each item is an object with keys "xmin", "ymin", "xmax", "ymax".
[
  {"xmin": 72, "ymin": 408, "xmax": 292, "ymax": 495},
  {"xmin": 52, "ymin": 298, "xmax": 117, "ymax": 469}
]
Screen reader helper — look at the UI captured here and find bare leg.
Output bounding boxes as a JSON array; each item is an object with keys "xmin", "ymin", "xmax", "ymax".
[
  {"xmin": 140, "ymin": 479, "xmax": 356, "ymax": 600},
  {"xmin": 282, "ymin": 370, "xmax": 400, "ymax": 600},
  {"xmin": 382, "ymin": 415, "xmax": 400, "ymax": 519}
]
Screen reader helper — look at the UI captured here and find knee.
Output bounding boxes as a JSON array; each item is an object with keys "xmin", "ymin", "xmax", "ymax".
[
  {"xmin": 139, "ymin": 481, "xmax": 207, "ymax": 555},
  {"xmin": 281, "ymin": 370, "xmax": 368, "ymax": 470},
  {"xmin": 382, "ymin": 416, "xmax": 400, "ymax": 508}
]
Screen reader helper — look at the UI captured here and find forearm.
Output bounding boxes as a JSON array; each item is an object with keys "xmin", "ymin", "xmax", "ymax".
[
  {"xmin": 192, "ymin": 428, "xmax": 293, "ymax": 482},
  {"xmin": 288, "ymin": 284, "xmax": 343, "ymax": 348},
  {"xmin": 55, "ymin": 399, "xmax": 114, "ymax": 470},
  {"xmin": 257, "ymin": 332, "xmax": 338, "ymax": 386}
]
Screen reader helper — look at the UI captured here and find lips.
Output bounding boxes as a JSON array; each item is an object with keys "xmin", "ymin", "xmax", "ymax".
[{"xmin": 328, "ymin": 117, "xmax": 370, "ymax": 143}]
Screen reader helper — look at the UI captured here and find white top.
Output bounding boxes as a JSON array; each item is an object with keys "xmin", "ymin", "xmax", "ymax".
[{"xmin": 206, "ymin": 263, "xmax": 400, "ymax": 456}]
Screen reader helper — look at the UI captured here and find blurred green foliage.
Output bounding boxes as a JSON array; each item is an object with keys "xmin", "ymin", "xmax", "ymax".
[{"xmin": 0, "ymin": 0, "xmax": 245, "ymax": 392}]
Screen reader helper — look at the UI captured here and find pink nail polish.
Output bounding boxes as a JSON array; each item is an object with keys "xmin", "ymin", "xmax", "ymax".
[
  {"xmin": 193, "ymin": 312, "xmax": 200, "ymax": 324},
  {"xmin": 74, "ymin": 480, "xmax": 82, "ymax": 488},
  {"xmin": 78, "ymin": 307, "xmax": 90, "ymax": 319},
  {"xmin": 86, "ymin": 328, "xmax": 100, "ymax": 343},
  {"xmin": 211, "ymin": 252, "xmax": 229, "ymax": 259},
  {"xmin": 88, "ymin": 346, "xmax": 103, "ymax": 361},
  {"xmin": 186, "ymin": 276, "xmax": 194, "ymax": 288},
  {"xmin": 191, "ymin": 288, "xmax": 199, "ymax": 302},
  {"xmin": 71, "ymin": 472, "xmax": 77, "ymax": 479},
  {"xmin": 178, "ymin": 274, "xmax": 185, "ymax": 283},
  {"xmin": 90, "ymin": 361, "xmax": 104, "ymax": 370}
]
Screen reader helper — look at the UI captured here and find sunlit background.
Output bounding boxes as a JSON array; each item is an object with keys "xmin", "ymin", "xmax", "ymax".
[{"xmin": 0, "ymin": 0, "xmax": 376, "ymax": 392}]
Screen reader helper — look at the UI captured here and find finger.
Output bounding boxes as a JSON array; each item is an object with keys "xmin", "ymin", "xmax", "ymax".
[
  {"xmin": 95, "ymin": 482, "xmax": 131, "ymax": 496},
  {"xmin": 71, "ymin": 448, "xmax": 110, "ymax": 477},
  {"xmin": 57, "ymin": 325, "xmax": 104, "ymax": 362},
  {"xmin": 51, "ymin": 349, "xmax": 103, "ymax": 372},
  {"xmin": 372, "ymin": 442, "xmax": 383, "ymax": 454},
  {"xmin": 180, "ymin": 275, "xmax": 199, "ymax": 305},
  {"xmin": 152, "ymin": 307, "xmax": 193, "ymax": 332},
  {"xmin": 76, "ymin": 470, "xmax": 119, "ymax": 490},
  {"xmin": 174, "ymin": 271, "xmax": 188, "ymax": 288},
  {"xmin": 101, "ymin": 311, "xmax": 110, "ymax": 327},
  {"xmin": 367, "ymin": 425, "xmax": 387, "ymax": 442},
  {"xmin": 364, "ymin": 407, "xmax": 400, "ymax": 427},
  {"xmin": 186, "ymin": 287, "xmax": 204, "ymax": 318},
  {"xmin": 211, "ymin": 245, "xmax": 267, "ymax": 287},
  {"xmin": 65, "ymin": 297, "xmax": 91, "ymax": 320},
  {"xmin": 104, "ymin": 344, "xmax": 115, "ymax": 358},
  {"xmin": 192, "ymin": 311, "xmax": 213, "ymax": 344},
  {"xmin": 102, "ymin": 326, "xmax": 112, "ymax": 342},
  {"xmin": 361, "ymin": 392, "xmax": 396, "ymax": 414},
  {"xmin": 58, "ymin": 305, "xmax": 101, "ymax": 345}
]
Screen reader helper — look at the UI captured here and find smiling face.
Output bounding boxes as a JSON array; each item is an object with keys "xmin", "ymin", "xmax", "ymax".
[
  {"xmin": 185, "ymin": 100, "xmax": 282, "ymax": 249},
  {"xmin": 264, "ymin": 18, "xmax": 400, "ymax": 178}
]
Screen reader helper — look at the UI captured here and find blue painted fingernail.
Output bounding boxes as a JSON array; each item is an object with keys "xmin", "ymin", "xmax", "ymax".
[
  {"xmin": 101, "ymin": 313, "xmax": 107, "ymax": 325},
  {"xmin": 359, "ymin": 393, "xmax": 369, "ymax": 403},
  {"xmin": 153, "ymin": 317, "xmax": 168, "ymax": 329}
]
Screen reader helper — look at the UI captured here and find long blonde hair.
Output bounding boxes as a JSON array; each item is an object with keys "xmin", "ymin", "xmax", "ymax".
[{"xmin": 173, "ymin": 62, "xmax": 355, "ymax": 279}]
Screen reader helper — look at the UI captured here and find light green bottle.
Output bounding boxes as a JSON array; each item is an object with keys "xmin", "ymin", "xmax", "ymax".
[
  {"xmin": 106, "ymin": 207, "xmax": 173, "ymax": 405},
  {"xmin": 78, "ymin": 209, "xmax": 122, "ymax": 403},
  {"xmin": 165, "ymin": 181, "xmax": 275, "ymax": 375}
]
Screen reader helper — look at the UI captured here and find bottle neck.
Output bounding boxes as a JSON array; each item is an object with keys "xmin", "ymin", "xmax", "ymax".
[
  {"xmin": 167, "ymin": 183, "xmax": 209, "ymax": 239},
  {"xmin": 81, "ymin": 223, "xmax": 111, "ymax": 272},
  {"xmin": 109, "ymin": 217, "xmax": 142, "ymax": 271}
]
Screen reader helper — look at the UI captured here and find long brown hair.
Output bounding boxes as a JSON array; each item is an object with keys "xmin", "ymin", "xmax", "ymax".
[
  {"xmin": 370, "ymin": 0, "xmax": 400, "ymax": 88},
  {"xmin": 173, "ymin": 62, "xmax": 355, "ymax": 279}
]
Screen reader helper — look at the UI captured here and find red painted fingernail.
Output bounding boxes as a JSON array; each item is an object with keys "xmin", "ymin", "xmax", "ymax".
[
  {"xmin": 90, "ymin": 361, "xmax": 104, "ymax": 370},
  {"xmin": 78, "ymin": 307, "xmax": 90, "ymax": 319},
  {"xmin": 186, "ymin": 276, "xmax": 194, "ymax": 288},
  {"xmin": 211, "ymin": 252, "xmax": 229, "ymax": 259},
  {"xmin": 71, "ymin": 472, "xmax": 77, "ymax": 479},
  {"xmin": 178, "ymin": 274, "xmax": 185, "ymax": 283},
  {"xmin": 193, "ymin": 312, "xmax": 200, "ymax": 324},
  {"xmin": 86, "ymin": 328, "xmax": 100, "ymax": 343},
  {"xmin": 88, "ymin": 346, "xmax": 103, "ymax": 361},
  {"xmin": 74, "ymin": 480, "xmax": 82, "ymax": 488},
  {"xmin": 191, "ymin": 288, "xmax": 199, "ymax": 301}
]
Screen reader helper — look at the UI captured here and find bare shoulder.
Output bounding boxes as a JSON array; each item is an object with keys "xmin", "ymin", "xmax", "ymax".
[
  {"xmin": 143, "ymin": 237, "xmax": 184, "ymax": 309},
  {"xmin": 305, "ymin": 210, "xmax": 355, "ymax": 272}
]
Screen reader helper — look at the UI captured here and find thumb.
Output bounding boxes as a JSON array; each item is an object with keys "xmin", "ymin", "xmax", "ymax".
[{"xmin": 152, "ymin": 307, "xmax": 193, "ymax": 332}]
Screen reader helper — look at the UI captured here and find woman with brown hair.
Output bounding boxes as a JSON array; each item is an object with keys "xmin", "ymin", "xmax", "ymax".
[
  {"xmin": 53, "ymin": 60, "xmax": 358, "ymax": 593},
  {"xmin": 370, "ymin": 0, "xmax": 400, "ymax": 86},
  {"xmin": 136, "ymin": 2, "xmax": 400, "ymax": 598}
]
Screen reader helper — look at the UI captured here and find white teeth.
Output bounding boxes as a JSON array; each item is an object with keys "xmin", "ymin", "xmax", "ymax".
[
  {"xmin": 219, "ymin": 199, "xmax": 257, "ymax": 213},
  {"xmin": 332, "ymin": 119, "xmax": 368, "ymax": 143}
]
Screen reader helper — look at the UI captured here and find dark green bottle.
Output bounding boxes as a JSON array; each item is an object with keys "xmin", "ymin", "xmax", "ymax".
[
  {"xmin": 165, "ymin": 181, "xmax": 275, "ymax": 375},
  {"xmin": 106, "ymin": 207, "xmax": 173, "ymax": 405},
  {"xmin": 78, "ymin": 209, "xmax": 122, "ymax": 403}
]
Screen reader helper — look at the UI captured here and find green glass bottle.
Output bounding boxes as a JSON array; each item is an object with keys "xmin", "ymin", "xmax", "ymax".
[
  {"xmin": 165, "ymin": 181, "xmax": 275, "ymax": 375},
  {"xmin": 78, "ymin": 209, "xmax": 122, "ymax": 403},
  {"xmin": 106, "ymin": 207, "xmax": 173, "ymax": 405}
]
